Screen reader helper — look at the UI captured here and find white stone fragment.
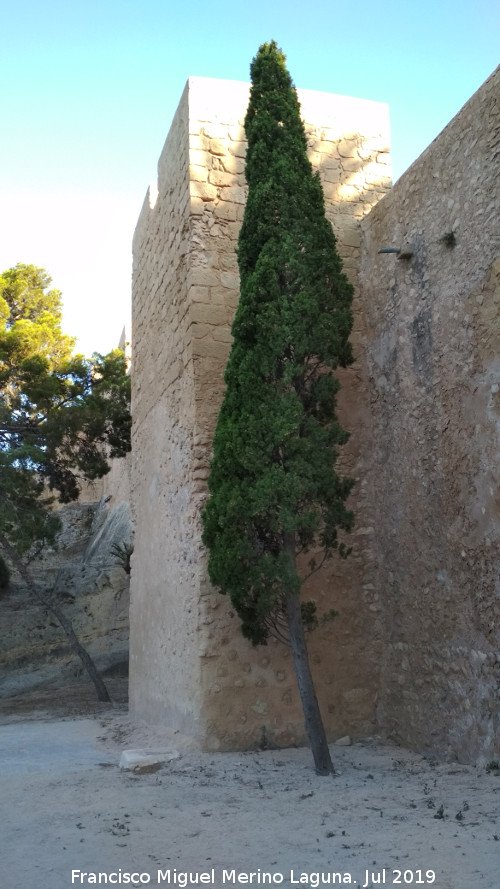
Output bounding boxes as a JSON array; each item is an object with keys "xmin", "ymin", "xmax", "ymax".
[
  {"xmin": 334, "ymin": 735, "xmax": 352, "ymax": 747},
  {"xmin": 119, "ymin": 749, "xmax": 180, "ymax": 771}
]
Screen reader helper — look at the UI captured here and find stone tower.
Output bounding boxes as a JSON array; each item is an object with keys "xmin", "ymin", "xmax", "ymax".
[{"xmin": 130, "ymin": 77, "xmax": 391, "ymax": 749}]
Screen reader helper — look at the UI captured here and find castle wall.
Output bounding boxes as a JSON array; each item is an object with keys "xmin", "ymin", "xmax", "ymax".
[
  {"xmin": 129, "ymin": 84, "xmax": 206, "ymax": 735},
  {"xmin": 359, "ymin": 65, "xmax": 500, "ymax": 761},
  {"xmin": 130, "ymin": 77, "xmax": 391, "ymax": 747}
]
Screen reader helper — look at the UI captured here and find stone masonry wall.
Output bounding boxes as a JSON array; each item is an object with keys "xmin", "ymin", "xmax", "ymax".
[
  {"xmin": 130, "ymin": 84, "xmax": 206, "ymax": 736},
  {"xmin": 130, "ymin": 77, "xmax": 391, "ymax": 748},
  {"xmin": 359, "ymin": 65, "xmax": 500, "ymax": 762}
]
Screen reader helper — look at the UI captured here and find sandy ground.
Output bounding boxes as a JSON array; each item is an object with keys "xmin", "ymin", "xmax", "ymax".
[{"xmin": 0, "ymin": 689, "xmax": 499, "ymax": 889}]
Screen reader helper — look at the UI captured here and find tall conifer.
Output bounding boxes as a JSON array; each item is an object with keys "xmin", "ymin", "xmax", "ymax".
[{"xmin": 202, "ymin": 42, "xmax": 354, "ymax": 774}]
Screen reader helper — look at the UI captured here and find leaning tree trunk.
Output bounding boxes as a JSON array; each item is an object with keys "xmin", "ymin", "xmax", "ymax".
[
  {"xmin": 284, "ymin": 532, "xmax": 334, "ymax": 776},
  {"xmin": 0, "ymin": 533, "xmax": 111, "ymax": 703}
]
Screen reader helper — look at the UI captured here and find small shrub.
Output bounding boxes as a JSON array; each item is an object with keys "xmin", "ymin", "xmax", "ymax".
[
  {"xmin": 440, "ymin": 231, "xmax": 456, "ymax": 249},
  {"xmin": 110, "ymin": 542, "xmax": 134, "ymax": 575}
]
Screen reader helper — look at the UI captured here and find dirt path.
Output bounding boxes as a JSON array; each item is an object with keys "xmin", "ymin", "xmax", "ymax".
[{"xmin": 0, "ymin": 705, "xmax": 498, "ymax": 889}]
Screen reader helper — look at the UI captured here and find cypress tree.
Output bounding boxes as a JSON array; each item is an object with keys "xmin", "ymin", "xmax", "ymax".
[{"xmin": 202, "ymin": 41, "xmax": 354, "ymax": 775}]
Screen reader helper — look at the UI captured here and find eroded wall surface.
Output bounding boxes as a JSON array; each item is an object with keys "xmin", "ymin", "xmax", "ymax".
[
  {"xmin": 130, "ymin": 77, "xmax": 391, "ymax": 747},
  {"xmin": 359, "ymin": 65, "xmax": 500, "ymax": 762}
]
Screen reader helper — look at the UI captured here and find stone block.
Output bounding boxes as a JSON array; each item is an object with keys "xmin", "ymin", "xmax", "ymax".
[
  {"xmin": 190, "ymin": 165, "xmax": 209, "ymax": 182},
  {"xmin": 192, "ymin": 338, "xmax": 231, "ymax": 360},
  {"xmin": 365, "ymin": 172, "xmax": 391, "ymax": 188},
  {"xmin": 220, "ymin": 271, "xmax": 240, "ymax": 290},
  {"xmin": 199, "ymin": 250, "xmax": 220, "ymax": 269},
  {"xmin": 191, "ymin": 322, "xmax": 212, "ymax": 340},
  {"xmin": 190, "ymin": 134, "xmax": 211, "ymax": 152},
  {"xmin": 315, "ymin": 140, "xmax": 340, "ymax": 155},
  {"xmin": 190, "ymin": 197, "xmax": 206, "ymax": 216},
  {"xmin": 322, "ymin": 127, "xmax": 344, "ymax": 141},
  {"xmin": 212, "ymin": 326, "xmax": 233, "ymax": 343},
  {"xmin": 188, "ymin": 268, "xmax": 220, "ymax": 288},
  {"xmin": 220, "ymin": 252, "xmax": 239, "ymax": 271},
  {"xmin": 189, "ymin": 148, "xmax": 207, "ymax": 167},
  {"xmin": 357, "ymin": 146, "xmax": 375, "ymax": 161},
  {"xmin": 322, "ymin": 167, "xmax": 341, "ymax": 184},
  {"xmin": 376, "ymin": 152, "xmax": 391, "ymax": 166},
  {"xmin": 322, "ymin": 181, "xmax": 341, "ymax": 201},
  {"xmin": 219, "ymin": 185, "xmax": 246, "ymax": 204},
  {"xmin": 221, "ymin": 155, "xmax": 246, "ymax": 175},
  {"xmin": 338, "ymin": 139, "xmax": 358, "ymax": 158},
  {"xmin": 208, "ymin": 170, "xmax": 234, "ymax": 187},
  {"xmin": 340, "ymin": 227, "xmax": 361, "ymax": 248},
  {"xmin": 190, "ymin": 303, "xmax": 228, "ymax": 325},
  {"xmin": 190, "ymin": 181, "xmax": 218, "ymax": 201},
  {"xmin": 341, "ymin": 157, "xmax": 364, "ymax": 173},
  {"xmin": 228, "ymin": 141, "xmax": 247, "ymax": 158},
  {"xmin": 202, "ymin": 122, "xmax": 228, "ymax": 139},
  {"xmin": 210, "ymin": 286, "xmax": 236, "ymax": 304},
  {"xmin": 189, "ymin": 285, "xmax": 210, "ymax": 303},
  {"xmin": 209, "ymin": 138, "xmax": 227, "ymax": 156},
  {"xmin": 319, "ymin": 153, "xmax": 341, "ymax": 171},
  {"xmin": 228, "ymin": 124, "xmax": 245, "ymax": 141},
  {"xmin": 307, "ymin": 150, "xmax": 322, "ymax": 167},
  {"xmin": 363, "ymin": 135, "xmax": 390, "ymax": 153},
  {"xmin": 307, "ymin": 138, "xmax": 323, "ymax": 154},
  {"xmin": 337, "ymin": 183, "xmax": 360, "ymax": 201},
  {"xmin": 219, "ymin": 221, "xmax": 241, "ymax": 240},
  {"xmin": 119, "ymin": 749, "xmax": 180, "ymax": 771}
]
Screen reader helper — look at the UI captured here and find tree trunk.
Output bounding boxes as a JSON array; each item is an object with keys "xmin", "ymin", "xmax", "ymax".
[
  {"xmin": 0, "ymin": 533, "xmax": 111, "ymax": 703},
  {"xmin": 284, "ymin": 532, "xmax": 334, "ymax": 776}
]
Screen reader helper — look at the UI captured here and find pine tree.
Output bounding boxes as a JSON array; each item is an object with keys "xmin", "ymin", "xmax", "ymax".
[
  {"xmin": 202, "ymin": 43, "xmax": 355, "ymax": 774},
  {"xmin": 0, "ymin": 264, "xmax": 131, "ymax": 702}
]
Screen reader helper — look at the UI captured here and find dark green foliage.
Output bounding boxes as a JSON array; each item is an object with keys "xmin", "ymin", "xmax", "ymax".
[
  {"xmin": 202, "ymin": 42, "xmax": 354, "ymax": 646},
  {"xmin": 0, "ymin": 264, "xmax": 131, "ymax": 556},
  {"xmin": 0, "ymin": 554, "xmax": 10, "ymax": 590},
  {"xmin": 440, "ymin": 231, "xmax": 456, "ymax": 249}
]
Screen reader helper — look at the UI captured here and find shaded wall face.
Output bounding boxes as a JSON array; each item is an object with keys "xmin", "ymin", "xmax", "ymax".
[
  {"xmin": 129, "ymin": 86, "xmax": 208, "ymax": 734},
  {"xmin": 130, "ymin": 77, "xmax": 391, "ymax": 747},
  {"xmin": 359, "ymin": 66, "xmax": 500, "ymax": 762}
]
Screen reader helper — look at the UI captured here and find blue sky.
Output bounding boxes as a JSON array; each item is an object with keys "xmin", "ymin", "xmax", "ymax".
[{"xmin": 1, "ymin": 0, "xmax": 498, "ymax": 356}]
